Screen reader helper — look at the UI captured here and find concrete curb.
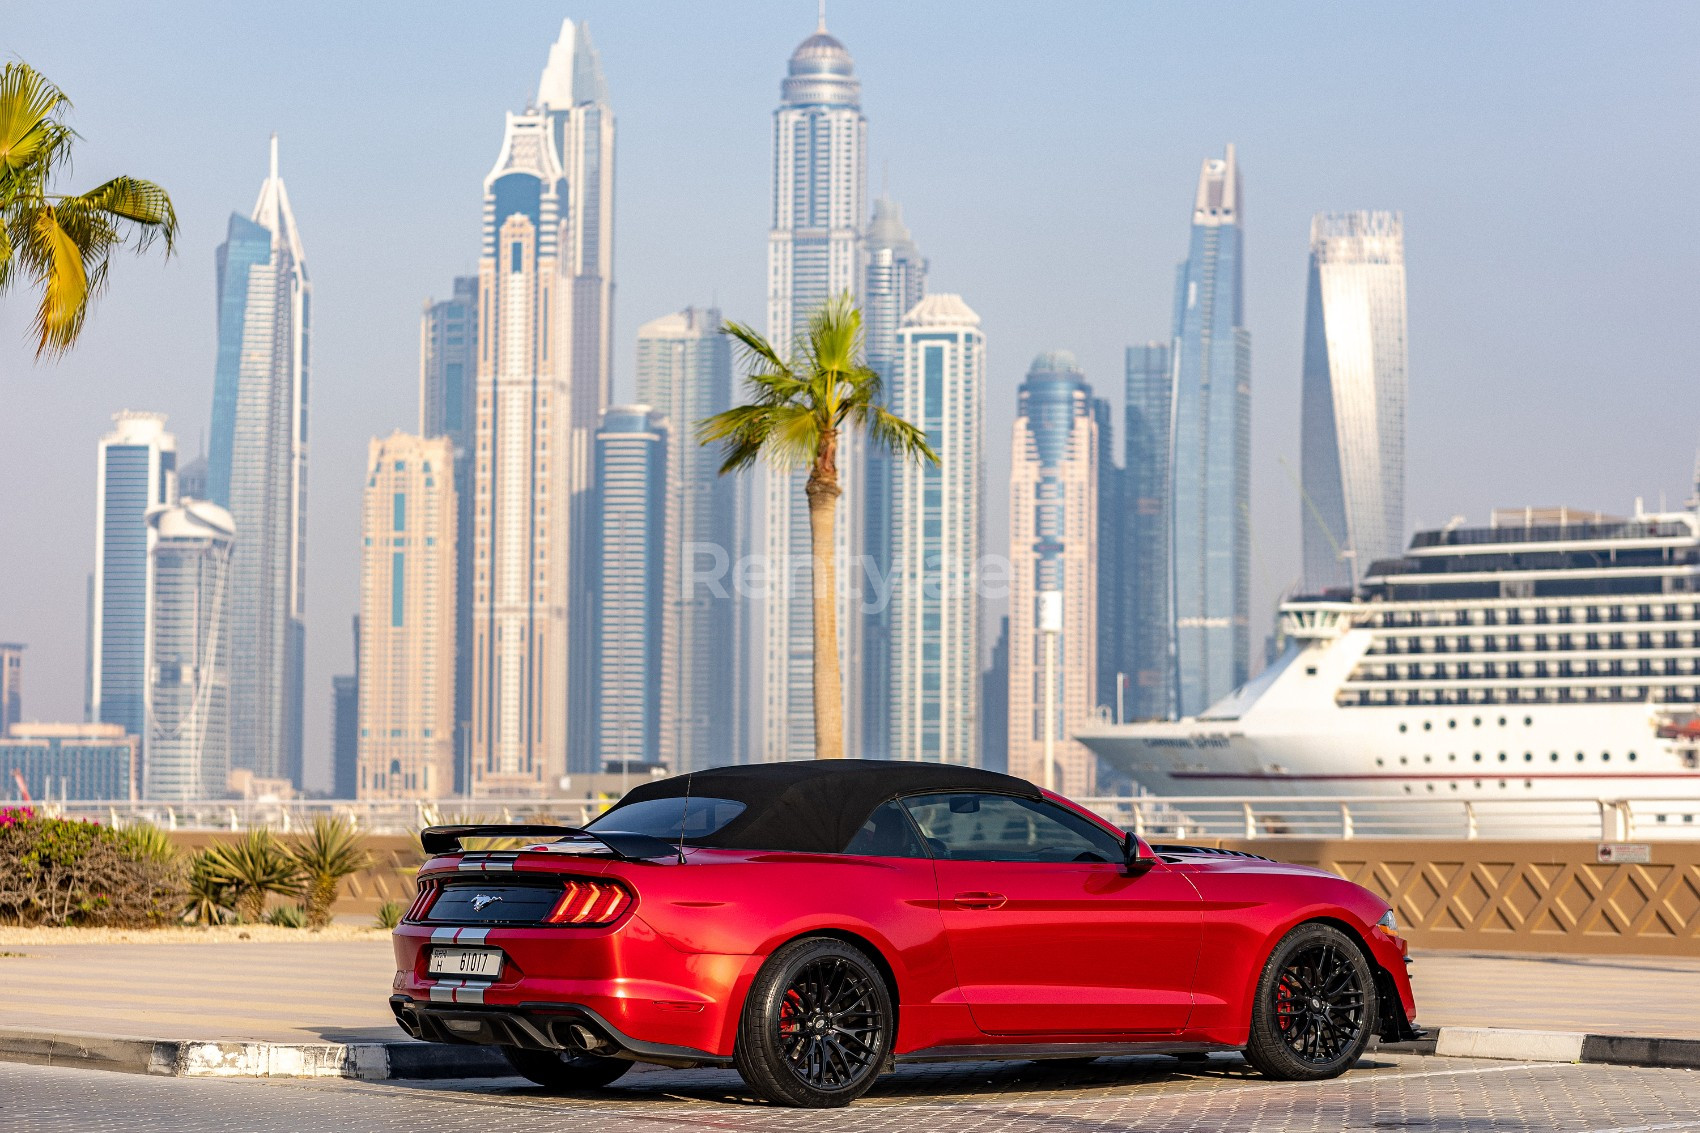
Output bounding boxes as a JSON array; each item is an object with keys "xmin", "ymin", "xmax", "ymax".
[
  {"xmin": 1405, "ymin": 1027, "xmax": 1700, "ymax": 1070},
  {"xmin": 0, "ymin": 1027, "xmax": 513, "ymax": 1080}
]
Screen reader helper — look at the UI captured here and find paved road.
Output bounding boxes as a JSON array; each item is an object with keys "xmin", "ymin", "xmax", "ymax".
[
  {"xmin": 6, "ymin": 938, "xmax": 1700, "ymax": 1044},
  {"xmin": 3, "ymin": 1053, "xmax": 1698, "ymax": 1132}
]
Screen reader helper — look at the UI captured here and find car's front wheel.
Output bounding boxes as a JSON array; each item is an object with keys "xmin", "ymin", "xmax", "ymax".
[
  {"xmin": 734, "ymin": 936, "xmax": 893, "ymax": 1107},
  {"xmin": 1243, "ymin": 922, "xmax": 1377, "ymax": 1080},
  {"xmin": 502, "ymin": 1046, "xmax": 633, "ymax": 1091}
]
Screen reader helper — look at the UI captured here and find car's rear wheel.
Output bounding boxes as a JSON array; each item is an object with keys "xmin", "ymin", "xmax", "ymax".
[
  {"xmin": 502, "ymin": 1047, "xmax": 633, "ymax": 1091},
  {"xmin": 734, "ymin": 936, "xmax": 893, "ymax": 1108},
  {"xmin": 1243, "ymin": 922, "xmax": 1377, "ymax": 1081}
]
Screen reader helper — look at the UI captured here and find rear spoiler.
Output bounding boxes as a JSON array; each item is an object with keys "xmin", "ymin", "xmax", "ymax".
[{"xmin": 419, "ymin": 824, "xmax": 678, "ymax": 861}]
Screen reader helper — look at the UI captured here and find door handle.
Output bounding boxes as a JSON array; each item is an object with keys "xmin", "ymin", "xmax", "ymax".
[{"xmin": 952, "ymin": 892, "xmax": 1007, "ymax": 910}]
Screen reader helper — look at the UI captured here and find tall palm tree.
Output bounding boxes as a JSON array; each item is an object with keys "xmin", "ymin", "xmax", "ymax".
[
  {"xmin": 0, "ymin": 61, "xmax": 178, "ymax": 357},
  {"xmin": 700, "ymin": 294, "xmax": 937, "ymax": 760}
]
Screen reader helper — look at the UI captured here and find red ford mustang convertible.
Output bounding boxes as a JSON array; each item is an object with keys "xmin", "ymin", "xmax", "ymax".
[{"xmin": 390, "ymin": 761, "xmax": 1418, "ymax": 1107}]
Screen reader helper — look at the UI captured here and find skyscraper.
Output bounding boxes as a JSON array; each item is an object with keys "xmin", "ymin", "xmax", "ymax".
[
  {"xmin": 207, "ymin": 137, "xmax": 310, "ymax": 785},
  {"xmin": 358, "ymin": 434, "xmax": 456, "ymax": 800},
  {"xmin": 91, "ymin": 411, "xmax": 176, "ymax": 743},
  {"xmin": 860, "ymin": 196, "xmax": 927, "ymax": 759},
  {"xmin": 762, "ymin": 16, "xmax": 868, "ymax": 762},
  {"xmin": 981, "ymin": 618, "xmax": 1008, "ymax": 774},
  {"xmin": 1169, "ymin": 145, "xmax": 1250, "ymax": 717},
  {"xmin": 419, "ymin": 276, "xmax": 478, "ymax": 788},
  {"xmin": 1300, "ymin": 211, "xmax": 1408, "ymax": 591},
  {"xmin": 331, "ymin": 674, "xmax": 358, "ymax": 799},
  {"xmin": 144, "ymin": 499, "xmax": 234, "ymax": 801},
  {"xmin": 887, "ymin": 294, "xmax": 983, "ymax": 764},
  {"xmin": 592, "ymin": 407, "xmax": 667, "ymax": 769},
  {"xmin": 471, "ymin": 21, "xmax": 613, "ymax": 791},
  {"xmin": 537, "ymin": 22, "xmax": 618, "ymax": 777},
  {"xmin": 1123, "ymin": 342, "xmax": 1173, "ymax": 719},
  {"xmin": 1008, "ymin": 352, "xmax": 1101, "ymax": 798},
  {"xmin": 0, "ymin": 644, "xmax": 24, "ymax": 734},
  {"xmin": 635, "ymin": 308, "xmax": 736, "ymax": 774}
]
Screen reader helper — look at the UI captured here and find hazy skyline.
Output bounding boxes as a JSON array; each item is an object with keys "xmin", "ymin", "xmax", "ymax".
[{"xmin": 3, "ymin": 1, "xmax": 1698, "ymax": 790}]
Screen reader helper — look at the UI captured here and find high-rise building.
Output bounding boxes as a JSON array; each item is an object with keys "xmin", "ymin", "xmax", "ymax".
[
  {"xmin": 1122, "ymin": 342, "xmax": 1173, "ymax": 720},
  {"xmin": 0, "ymin": 644, "xmax": 23, "ymax": 733},
  {"xmin": 207, "ymin": 137, "xmax": 310, "ymax": 786},
  {"xmin": 635, "ymin": 308, "xmax": 735, "ymax": 773},
  {"xmin": 1008, "ymin": 352, "xmax": 1101, "ymax": 798},
  {"xmin": 1169, "ymin": 145, "xmax": 1250, "ymax": 716},
  {"xmin": 1300, "ymin": 211, "xmax": 1408, "ymax": 592},
  {"xmin": 592, "ymin": 407, "xmax": 667, "ymax": 769},
  {"xmin": 471, "ymin": 22, "xmax": 613, "ymax": 791},
  {"xmin": 981, "ymin": 618, "xmax": 1009, "ymax": 774},
  {"xmin": 91, "ymin": 411, "xmax": 176, "ymax": 744},
  {"xmin": 860, "ymin": 196, "xmax": 927, "ymax": 759},
  {"xmin": 358, "ymin": 434, "xmax": 456, "ymax": 800},
  {"xmin": 887, "ymin": 294, "xmax": 983, "ymax": 764},
  {"xmin": 144, "ymin": 500, "xmax": 234, "ymax": 801},
  {"xmin": 762, "ymin": 17, "xmax": 868, "ymax": 762},
  {"xmin": 419, "ymin": 276, "xmax": 478, "ymax": 789},
  {"xmin": 1, "ymin": 723, "xmax": 137, "ymax": 801},
  {"xmin": 177, "ymin": 455, "xmax": 208, "ymax": 501},
  {"xmin": 331, "ymin": 674, "xmax": 358, "ymax": 799},
  {"xmin": 535, "ymin": 21, "xmax": 618, "ymax": 777},
  {"xmin": 1092, "ymin": 395, "xmax": 1122, "ymax": 715}
]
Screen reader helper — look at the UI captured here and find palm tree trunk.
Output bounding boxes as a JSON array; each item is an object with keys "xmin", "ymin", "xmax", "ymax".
[{"xmin": 805, "ymin": 451, "xmax": 846, "ymax": 760}]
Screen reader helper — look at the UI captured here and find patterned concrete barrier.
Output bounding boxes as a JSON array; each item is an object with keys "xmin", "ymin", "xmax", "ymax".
[
  {"xmin": 165, "ymin": 831, "xmax": 1700, "ymax": 954},
  {"xmin": 1207, "ymin": 838, "xmax": 1700, "ymax": 956}
]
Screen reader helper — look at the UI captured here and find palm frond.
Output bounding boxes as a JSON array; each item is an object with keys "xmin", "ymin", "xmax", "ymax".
[
  {"xmin": 0, "ymin": 62, "xmax": 75, "ymax": 193},
  {"xmin": 18, "ymin": 203, "xmax": 89, "ymax": 356},
  {"xmin": 63, "ymin": 176, "xmax": 178, "ymax": 252},
  {"xmin": 859, "ymin": 403, "xmax": 940, "ymax": 466},
  {"xmin": 763, "ymin": 405, "xmax": 825, "ymax": 470}
]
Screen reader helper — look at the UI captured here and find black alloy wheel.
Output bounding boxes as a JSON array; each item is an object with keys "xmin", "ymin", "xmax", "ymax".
[
  {"xmin": 735, "ymin": 936, "xmax": 893, "ymax": 1107},
  {"xmin": 502, "ymin": 1046, "xmax": 633, "ymax": 1092},
  {"xmin": 1243, "ymin": 922, "xmax": 1377, "ymax": 1080}
]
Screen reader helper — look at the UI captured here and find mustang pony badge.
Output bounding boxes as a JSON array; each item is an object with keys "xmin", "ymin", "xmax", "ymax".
[{"xmin": 470, "ymin": 894, "xmax": 503, "ymax": 912}]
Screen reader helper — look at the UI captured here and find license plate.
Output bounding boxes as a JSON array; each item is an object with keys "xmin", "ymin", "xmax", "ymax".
[{"xmin": 428, "ymin": 947, "xmax": 503, "ymax": 979}]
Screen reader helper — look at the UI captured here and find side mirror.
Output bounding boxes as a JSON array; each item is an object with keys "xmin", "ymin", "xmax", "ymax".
[{"xmin": 1122, "ymin": 832, "xmax": 1159, "ymax": 877}]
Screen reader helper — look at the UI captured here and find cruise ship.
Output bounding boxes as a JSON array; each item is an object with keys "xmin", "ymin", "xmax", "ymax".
[{"xmin": 1079, "ymin": 504, "xmax": 1700, "ymax": 824}]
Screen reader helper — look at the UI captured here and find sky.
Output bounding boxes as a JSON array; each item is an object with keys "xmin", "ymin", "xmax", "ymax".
[{"xmin": 3, "ymin": 1, "xmax": 1698, "ymax": 791}]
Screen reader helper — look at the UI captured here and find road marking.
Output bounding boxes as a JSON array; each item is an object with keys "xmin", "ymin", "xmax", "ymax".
[{"xmin": 1577, "ymin": 1124, "xmax": 1700, "ymax": 1133}]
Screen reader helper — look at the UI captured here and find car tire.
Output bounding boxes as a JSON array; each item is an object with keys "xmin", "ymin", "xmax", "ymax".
[
  {"xmin": 502, "ymin": 1046, "xmax": 633, "ymax": 1091},
  {"xmin": 1243, "ymin": 922, "xmax": 1377, "ymax": 1081},
  {"xmin": 734, "ymin": 936, "xmax": 894, "ymax": 1108}
]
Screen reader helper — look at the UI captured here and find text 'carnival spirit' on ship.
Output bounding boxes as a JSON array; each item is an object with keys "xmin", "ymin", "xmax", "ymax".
[{"xmin": 1078, "ymin": 501, "xmax": 1700, "ymax": 827}]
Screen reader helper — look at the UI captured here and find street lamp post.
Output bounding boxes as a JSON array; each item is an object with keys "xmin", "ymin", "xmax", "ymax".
[{"xmin": 1039, "ymin": 590, "xmax": 1062, "ymax": 793}]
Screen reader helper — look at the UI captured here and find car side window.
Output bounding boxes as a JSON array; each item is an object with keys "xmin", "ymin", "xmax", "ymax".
[
  {"xmin": 900, "ymin": 793, "xmax": 1124, "ymax": 863},
  {"xmin": 841, "ymin": 800, "xmax": 930, "ymax": 859}
]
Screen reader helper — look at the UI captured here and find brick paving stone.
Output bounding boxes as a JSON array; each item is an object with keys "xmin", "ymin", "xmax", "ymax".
[{"xmin": 3, "ymin": 1053, "xmax": 1697, "ymax": 1133}]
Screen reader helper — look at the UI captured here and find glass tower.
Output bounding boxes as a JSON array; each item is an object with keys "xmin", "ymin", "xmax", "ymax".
[
  {"xmin": 1169, "ymin": 145, "xmax": 1250, "ymax": 717},
  {"xmin": 419, "ymin": 276, "xmax": 478, "ymax": 790},
  {"xmin": 207, "ymin": 137, "xmax": 310, "ymax": 785},
  {"xmin": 761, "ymin": 16, "xmax": 868, "ymax": 762},
  {"xmin": 635, "ymin": 308, "xmax": 735, "ymax": 774},
  {"xmin": 887, "ymin": 294, "xmax": 983, "ymax": 765},
  {"xmin": 144, "ymin": 500, "xmax": 234, "ymax": 801},
  {"xmin": 91, "ymin": 411, "xmax": 175, "ymax": 744},
  {"xmin": 592, "ymin": 408, "xmax": 667, "ymax": 768},
  {"xmin": 860, "ymin": 196, "xmax": 927, "ymax": 759},
  {"xmin": 1123, "ymin": 342, "xmax": 1173, "ymax": 719},
  {"xmin": 1300, "ymin": 211, "xmax": 1408, "ymax": 592}
]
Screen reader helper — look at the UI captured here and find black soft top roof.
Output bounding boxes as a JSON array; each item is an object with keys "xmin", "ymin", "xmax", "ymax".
[{"xmin": 599, "ymin": 759, "xmax": 1042, "ymax": 854}]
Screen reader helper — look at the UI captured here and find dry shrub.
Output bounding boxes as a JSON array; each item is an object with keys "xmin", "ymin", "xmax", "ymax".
[{"xmin": 0, "ymin": 810, "xmax": 184, "ymax": 927}]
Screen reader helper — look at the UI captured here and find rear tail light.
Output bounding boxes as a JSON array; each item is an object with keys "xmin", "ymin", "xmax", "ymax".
[
  {"xmin": 403, "ymin": 879, "xmax": 439, "ymax": 923},
  {"xmin": 544, "ymin": 879, "xmax": 633, "ymax": 926}
]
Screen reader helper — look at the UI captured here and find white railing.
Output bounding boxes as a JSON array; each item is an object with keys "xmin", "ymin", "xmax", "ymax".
[{"xmin": 16, "ymin": 793, "xmax": 1700, "ymax": 842}]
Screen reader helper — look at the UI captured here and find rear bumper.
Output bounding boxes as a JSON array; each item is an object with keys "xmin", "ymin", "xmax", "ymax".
[{"xmin": 389, "ymin": 995, "xmax": 732, "ymax": 1068}]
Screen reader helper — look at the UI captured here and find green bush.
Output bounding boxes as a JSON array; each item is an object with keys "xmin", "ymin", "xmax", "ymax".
[
  {"xmin": 265, "ymin": 903, "xmax": 308, "ymax": 928},
  {"xmin": 200, "ymin": 829, "xmax": 302, "ymax": 923},
  {"xmin": 289, "ymin": 817, "xmax": 371, "ymax": 929},
  {"xmin": 0, "ymin": 810, "xmax": 184, "ymax": 927},
  {"xmin": 182, "ymin": 849, "xmax": 236, "ymax": 926},
  {"xmin": 374, "ymin": 900, "xmax": 405, "ymax": 929}
]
